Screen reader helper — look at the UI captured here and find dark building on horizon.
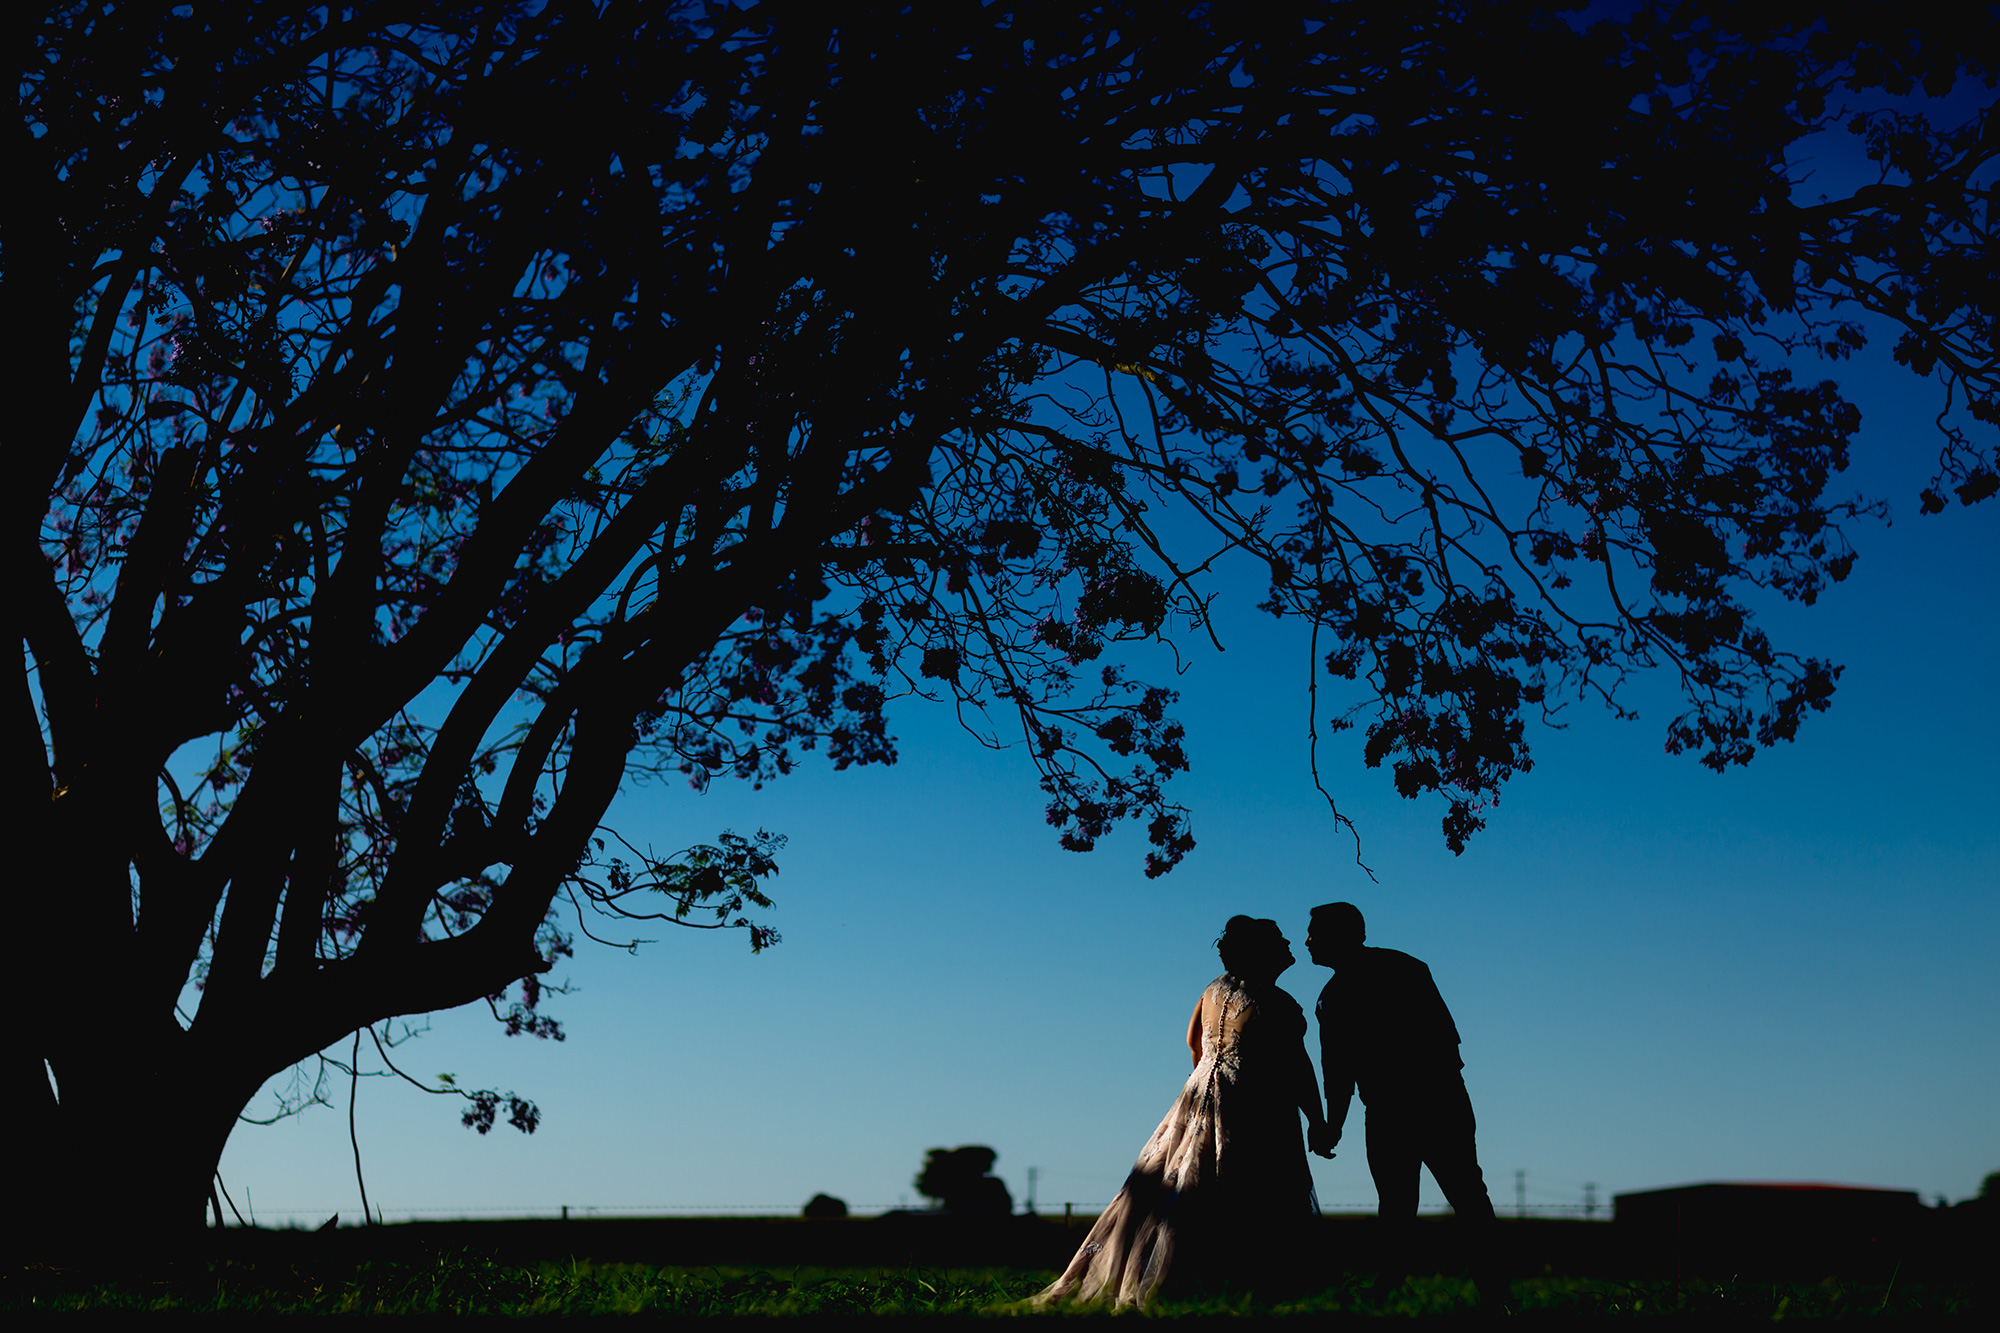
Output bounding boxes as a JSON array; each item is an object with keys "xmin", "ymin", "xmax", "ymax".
[{"xmin": 1614, "ymin": 1181, "xmax": 1924, "ymax": 1276}]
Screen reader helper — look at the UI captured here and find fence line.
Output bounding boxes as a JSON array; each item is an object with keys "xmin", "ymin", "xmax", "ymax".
[{"xmin": 227, "ymin": 1201, "xmax": 1612, "ymax": 1221}]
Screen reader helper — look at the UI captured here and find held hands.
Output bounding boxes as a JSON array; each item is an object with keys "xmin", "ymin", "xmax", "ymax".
[{"xmin": 1307, "ymin": 1122, "xmax": 1339, "ymax": 1159}]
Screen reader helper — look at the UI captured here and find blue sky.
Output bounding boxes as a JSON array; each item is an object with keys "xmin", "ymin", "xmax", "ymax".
[{"xmin": 214, "ymin": 338, "xmax": 1999, "ymax": 1222}]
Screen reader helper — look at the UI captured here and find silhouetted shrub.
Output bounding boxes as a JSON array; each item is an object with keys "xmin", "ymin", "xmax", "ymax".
[{"xmin": 915, "ymin": 1146, "xmax": 1013, "ymax": 1215}]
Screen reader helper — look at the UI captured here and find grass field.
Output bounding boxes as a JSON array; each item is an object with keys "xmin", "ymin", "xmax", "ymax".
[{"xmin": 4, "ymin": 1251, "xmax": 1985, "ymax": 1318}]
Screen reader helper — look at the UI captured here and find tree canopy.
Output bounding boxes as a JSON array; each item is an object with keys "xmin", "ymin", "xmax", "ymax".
[{"xmin": 11, "ymin": 0, "xmax": 1995, "ymax": 1235}]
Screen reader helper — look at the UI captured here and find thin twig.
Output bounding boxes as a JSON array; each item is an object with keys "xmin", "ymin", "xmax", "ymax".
[
  {"xmin": 214, "ymin": 1172, "xmax": 249, "ymax": 1227},
  {"xmin": 349, "ymin": 1027, "xmax": 374, "ymax": 1226},
  {"xmin": 1308, "ymin": 617, "xmax": 1375, "ymax": 881}
]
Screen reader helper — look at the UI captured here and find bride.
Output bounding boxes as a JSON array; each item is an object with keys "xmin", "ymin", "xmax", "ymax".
[{"xmin": 1035, "ymin": 916, "xmax": 1330, "ymax": 1309}]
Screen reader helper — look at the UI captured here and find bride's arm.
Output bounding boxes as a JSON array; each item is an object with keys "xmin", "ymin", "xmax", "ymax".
[
  {"xmin": 1294, "ymin": 1039, "xmax": 1332, "ymax": 1152},
  {"xmin": 1187, "ymin": 996, "xmax": 1205, "ymax": 1067}
]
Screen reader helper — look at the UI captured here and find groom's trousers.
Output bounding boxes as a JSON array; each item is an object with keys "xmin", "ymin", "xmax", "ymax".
[
  {"xmin": 1364, "ymin": 1073, "xmax": 1497, "ymax": 1225},
  {"xmin": 1361, "ymin": 1077, "xmax": 1504, "ymax": 1302}
]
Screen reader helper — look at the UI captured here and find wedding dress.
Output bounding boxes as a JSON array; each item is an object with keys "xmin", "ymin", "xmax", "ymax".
[{"xmin": 1035, "ymin": 972, "xmax": 1319, "ymax": 1308}]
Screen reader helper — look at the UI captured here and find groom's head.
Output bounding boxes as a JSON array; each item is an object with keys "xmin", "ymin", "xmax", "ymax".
[{"xmin": 1307, "ymin": 902, "xmax": 1365, "ymax": 968}]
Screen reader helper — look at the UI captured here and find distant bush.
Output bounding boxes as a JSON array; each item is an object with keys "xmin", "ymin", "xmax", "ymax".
[
  {"xmin": 803, "ymin": 1194, "xmax": 848, "ymax": 1219},
  {"xmin": 915, "ymin": 1146, "xmax": 1013, "ymax": 1215}
]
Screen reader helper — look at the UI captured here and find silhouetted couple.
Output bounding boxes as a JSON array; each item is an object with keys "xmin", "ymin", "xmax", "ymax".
[{"xmin": 1035, "ymin": 904, "xmax": 1495, "ymax": 1309}]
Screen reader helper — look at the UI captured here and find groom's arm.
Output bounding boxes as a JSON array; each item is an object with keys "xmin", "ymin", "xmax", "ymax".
[{"xmin": 1316, "ymin": 990, "xmax": 1355, "ymax": 1146}]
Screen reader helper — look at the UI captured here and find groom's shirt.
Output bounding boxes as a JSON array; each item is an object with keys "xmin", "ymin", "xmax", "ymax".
[{"xmin": 1316, "ymin": 946, "xmax": 1463, "ymax": 1135}]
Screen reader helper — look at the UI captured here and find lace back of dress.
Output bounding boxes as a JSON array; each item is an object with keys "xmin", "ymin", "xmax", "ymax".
[{"xmin": 1205, "ymin": 976, "xmax": 1253, "ymax": 1078}]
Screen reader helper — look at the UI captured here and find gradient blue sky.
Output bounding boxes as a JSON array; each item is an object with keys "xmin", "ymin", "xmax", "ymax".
[{"xmin": 214, "ymin": 332, "xmax": 1999, "ymax": 1224}]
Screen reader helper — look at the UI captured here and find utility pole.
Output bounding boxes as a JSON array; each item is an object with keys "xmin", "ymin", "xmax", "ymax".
[
  {"xmin": 1026, "ymin": 1167, "xmax": 1038, "ymax": 1215},
  {"xmin": 1583, "ymin": 1183, "xmax": 1598, "ymax": 1221},
  {"xmin": 1515, "ymin": 1169, "xmax": 1526, "ymax": 1218}
]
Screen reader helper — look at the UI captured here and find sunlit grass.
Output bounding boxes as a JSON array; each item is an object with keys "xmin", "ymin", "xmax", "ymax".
[
  {"xmin": 3, "ymin": 1251, "xmax": 1982, "ymax": 1317},
  {"xmin": 7, "ymin": 1258, "xmax": 1045, "ymax": 1317}
]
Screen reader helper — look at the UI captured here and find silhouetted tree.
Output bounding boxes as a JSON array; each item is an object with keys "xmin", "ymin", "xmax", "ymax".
[
  {"xmin": 13, "ymin": 1, "xmax": 1995, "ymax": 1236},
  {"xmin": 916, "ymin": 1146, "xmax": 1014, "ymax": 1216}
]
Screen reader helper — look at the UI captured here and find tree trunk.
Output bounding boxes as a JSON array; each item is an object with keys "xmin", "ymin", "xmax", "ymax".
[{"xmin": 12, "ymin": 1030, "xmax": 260, "ymax": 1264}]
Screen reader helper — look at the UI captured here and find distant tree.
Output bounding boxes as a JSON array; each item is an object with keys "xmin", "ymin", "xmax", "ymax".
[
  {"xmin": 13, "ymin": 1, "xmax": 1995, "ymax": 1238},
  {"xmin": 803, "ymin": 1193, "xmax": 849, "ymax": 1219},
  {"xmin": 1982, "ymin": 1171, "xmax": 1998, "ymax": 1199},
  {"xmin": 915, "ymin": 1146, "xmax": 1014, "ymax": 1216}
]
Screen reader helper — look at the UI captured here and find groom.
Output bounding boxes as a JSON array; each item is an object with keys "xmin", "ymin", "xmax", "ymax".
[{"xmin": 1306, "ymin": 902, "xmax": 1497, "ymax": 1278}]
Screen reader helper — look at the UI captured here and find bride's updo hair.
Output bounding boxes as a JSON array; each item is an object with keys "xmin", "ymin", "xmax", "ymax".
[{"xmin": 1216, "ymin": 915, "xmax": 1284, "ymax": 979}]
